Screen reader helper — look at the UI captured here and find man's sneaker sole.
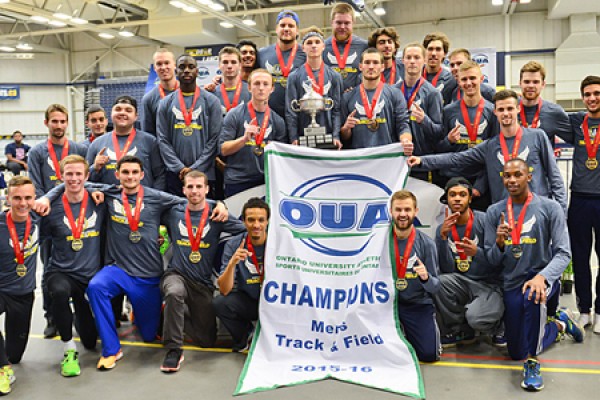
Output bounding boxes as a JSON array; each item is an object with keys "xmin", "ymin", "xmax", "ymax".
[
  {"xmin": 160, "ymin": 354, "xmax": 184, "ymax": 373},
  {"xmin": 521, "ymin": 381, "xmax": 544, "ymax": 391}
]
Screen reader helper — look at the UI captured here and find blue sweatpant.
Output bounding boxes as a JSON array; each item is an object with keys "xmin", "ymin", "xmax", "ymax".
[
  {"xmin": 86, "ymin": 266, "xmax": 162, "ymax": 357},
  {"xmin": 503, "ymin": 280, "xmax": 560, "ymax": 360},
  {"xmin": 397, "ymin": 302, "xmax": 440, "ymax": 362}
]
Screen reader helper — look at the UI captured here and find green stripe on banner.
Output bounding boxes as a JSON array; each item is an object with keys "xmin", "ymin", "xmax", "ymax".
[{"xmin": 265, "ymin": 149, "xmax": 406, "ymax": 161}]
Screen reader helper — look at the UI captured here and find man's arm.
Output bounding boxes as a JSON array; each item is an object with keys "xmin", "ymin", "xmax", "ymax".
[
  {"xmin": 140, "ymin": 91, "xmax": 157, "ymax": 135},
  {"xmin": 220, "ymin": 109, "xmax": 249, "ymax": 156},
  {"xmin": 284, "ymin": 71, "xmax": 300, "ymax": 144},
  {"xmin": 539, "ymin": 200, "xmax": 571, "ymax": 285},
  {"xmin": 538, "ymin": 132, "xmax": 567, "ymax": 213},
  {"xmin": 156, "ymin": 99, "xmax": 186, "ymax": 173},
  {"xmin": 217, "ymin": 237, "xmax": 247, "ymax": 295},
  {"xmin": 149, "ymin": 137, "xmax": 166, "ymax": 191},
  {"xmin": 26, "ymin": 146, "xmax": 45, "ymax": 198},
  {"xmin": 190, "ymin": 96, "xmax": 222, "ymax": 172}
]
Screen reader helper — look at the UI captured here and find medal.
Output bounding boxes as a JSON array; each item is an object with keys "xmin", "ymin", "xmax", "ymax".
[
  {"xmin": 182, "ymin": 126, "xmax": 194, "ymax": 136},
  {"xmin": 185, "ymin": 203, "xmax": 210, "ymax": 265},
  {"xmin": 457, "ymin": 260, "xmax": 470, "ymax": 272},
  {"xmin": 395, "ymin": 278, "xmax": 408, "ymax": 291},
  {"xmin": 247, "ymin": 102, "xmax": 271, "ymax": 156},
  {"xmin": 451, "ymin": 209, "xmax": 474, "ymax": 270},
  {"xmin": 359, "ymin": 81, "xmax": 384, "ymax": 132},
  {"xmin": 331, "ymin": 36, "xmax": 352, "ymax": 79},
  {"xmin": 392, "ymin": 226, "xmax": 416, "ymax": 293},
  {"xmin": 253, "ymin": 146, "xmax": 264, "ymax": 156},
  {"xmin": 506, "ymin": 192, "xmax": 533, "ymax": 260},
  {"xmin": 62, "ymin": 191, "xmax": 88, "ymax": 253},
  {"xmin": 6, "ymin": 211, "xmax": 32, "ymax": 278},
  {"xmin": 367, "ymin": 119, "xmax": 379, "ymax": 132},
  {"xmin": 189, "ymin": 251, "xmax": 202, "ymax": 264},
  {"xmin": 340, "ymin": 70, "xmax": 348, "ymax": 79},
  {"xmin": 275, "ymin": 43, "xmax": 298, "ymax": 79},
  {"xmin": 177, "ymin": 86, "xmax": 200, "ymax": 135},
  {"xmin": 220, "ymin": 76, "xmax": 243, "ymax": 112},
  {"xmin": 47, "ymin": 138, "xmax": 70, "ymax": 181},
  {"xmin": 122, "ymin": 186, "xmax": 144, "ymax": 244},
  {"xmin": 16, "ymin": 264, "xmax": 27, "ymax": 277},
  {"xmin": 499, "ymin": 127, "xmax": 524, "ymax": 164},
  {"xmin": 582, "ymin": 115, "xmax": 600, "ymax": 172},
  {"xmin": 111, "ymin": 128, "xmax": 137, "ymax": 161},
  {"xmin": 245, "ymin": 235, "xmax": 265, "ymax": 282},
  {"xmin": 460, "ymin": 97, "xmax": 485, "ymax": 148},
  {"xmin": 519, "ymin": 98, "xmax": 542, "ymax": 128}
]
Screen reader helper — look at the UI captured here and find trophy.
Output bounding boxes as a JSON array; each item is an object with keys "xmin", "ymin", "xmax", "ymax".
[{"xmin": 290, "ymin": 79, "xmax": 337, "ymax": 149}]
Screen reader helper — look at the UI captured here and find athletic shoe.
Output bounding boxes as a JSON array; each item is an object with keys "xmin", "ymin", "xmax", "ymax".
[
  {"xmin": 594, "ymin": 314, "xmax": 600, "ymax": 335},
  {"xmin": 61, "ymin": 350, "xmax": 81, "ymax": 377},
  {"xmin": 441, "ymin": 332, "xmax": 476, "ymax": 348},
  {"xmin": 160, "ymin": 349, "xmax": 184, "ymax": 373},
  {"xmin": 44, "ymin": 321, "xmax": 58, "ymax": 339},
  {"xmin": 521, "ymin": 358, "xmax": 543, "ymax": 391},
  {"xmin": 578, "ymin": 313, "xmax": 593, "ymax": 328},
  {"xmin": 0, "ymin": 366, "xmax": 13, "ymax": 396},
  {"xmin": 233, "ymin": 325, "xmax": 255, "ymax": 353},
  {"xmin": 556, "ymin": 308, "xmax": 585, "ymax": 343},
  {"xmin": 96, "ymin": 350, "xmax": 123, "ymax": 371},
  {"xmin": 491, "ymin": 334, "xmax": 507, "ymax": 348}
]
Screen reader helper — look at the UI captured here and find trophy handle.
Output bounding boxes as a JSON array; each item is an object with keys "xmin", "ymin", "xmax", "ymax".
[
  {"xmin": 291, "ymin": 99, "xmax": 301, "ymax": 112},
  {"xmin": 323, "ymin": 98, "xmax": 334, "ymax": 111}
]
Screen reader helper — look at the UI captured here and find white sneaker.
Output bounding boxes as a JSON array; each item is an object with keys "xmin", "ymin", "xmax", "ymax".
[
  {"xmin": 579, "ymin": 313, "xmax": 593, "ymax": 328},
  {"xmin": 594, "ymin": 314, "xmax": 600, "ymax": 334}
]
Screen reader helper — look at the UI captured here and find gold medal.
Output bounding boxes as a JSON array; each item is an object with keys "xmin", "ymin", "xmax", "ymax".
[
  {"xmin": 189, "ymin": 251, "xmax": 202, "ymax": 264},
  {"xmin": 16, "ymin": 264, "xmax": 27, "ymax": 277},
  {"xmin": 340, "ymin": 70, "xmax": 348, "ymax": 79},
  {"xmin": 182, "ymin": 126, "xmax": 194, "ymax": 136},
  {"xmin": 468, "ymin": 141, "xmax": 476, "ymax": 148},
  {"xmin": 129, "ymin": 231, "xmax": 142, "ymax": 243},
  {"xmin": 280, "ymin": 78, "xmax": 287, "ymax": 88},
  {"xmin": 367, "ymin": 119, "xmax": 379, "ymax": 132},
  {"xmin": 253, "ymin": 146, "xmax": 264, "ymax": 156},
  {"xmin": 511, "ymin": 245, "xmax": 523, "ymax": 259},
  {"xmin": 457, "ymin": 259, "xmax": 470, "ymax": 273},
  {"xmin": 395, "ymin": 278, "xmax": 408, "ymax": 291},
  {"xmin": 71, "ymin": 238, "xmax": 84, "ymax": 252},
  {"xmin": 586, "ymin": 157, "xmax": 598, "ymax": 170}
]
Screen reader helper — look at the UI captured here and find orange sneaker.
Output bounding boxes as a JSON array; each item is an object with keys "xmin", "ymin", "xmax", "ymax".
[{"xmin": 96, "ymin": 350, "xmax": 123, "ymax": 371}]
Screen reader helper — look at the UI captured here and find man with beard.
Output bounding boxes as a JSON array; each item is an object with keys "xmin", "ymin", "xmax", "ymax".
[
  {"xmin": 389, "ymin": 190, "xmax": 440, "ymax": 362},
  {"xmin": 324, "ymin": 2, "xmax": 368, "ymax": 91},
  {"xmin": 141, "ymin": 48, "xmax": 179, "ymax": 136},
  {"xmin": 484, "ymin": 158, "xmax": 583, "ymax": 391},
  {"xmin": 237, "ymin": 40, "xmax": 259, "ymax": 82},
  {"xmin": 157, "ymin": 54, "xmax": 222, "ymax": 197},
  {"xmin": 369, "ymin": 27, "xmax": 404, "ymax": 86},
  {"xmin": 422, "ymin": 32, "xmax": 456, "ymax": 105},
  {"xmin": 447, "ymin": 48, "xmax": 495, "ymax": 103},
  {"xmin": 81, "ymin": 105, "xmax": 108, "ymax": 151},
  {"xmin": 407, "ymin": 90, "xmax": 567, "ymax": 212},
  {"xmin": 259, "ymin": 10, "xmax": 306, "ymax": 118},
  {"xmin": 340, "ymin": 48, "xmax": 412, "ymax": 151},
  {"xmin": 434, "ymin": 177, "xmax": 503, "ymax": 348},
  {"xmin": 286, "ymin": 26, "xmax": 343, "ymax": 148}
]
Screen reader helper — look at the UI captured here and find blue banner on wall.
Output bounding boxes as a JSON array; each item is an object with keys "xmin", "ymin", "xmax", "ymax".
[{"xmin": 0, "ymin": 85, "xmax": 19, "ymax": 100}]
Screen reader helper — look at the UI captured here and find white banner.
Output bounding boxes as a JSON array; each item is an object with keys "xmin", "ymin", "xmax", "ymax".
[
  {"xmin": 235, "ymin": 143, "xmax": 424, "ymax": 397},
  {"xmin": 470, "ymin": 47, "xmax": 497, "ymax": 88}
]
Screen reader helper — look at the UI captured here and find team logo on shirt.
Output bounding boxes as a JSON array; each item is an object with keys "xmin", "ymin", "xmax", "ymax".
[
  {"xmin": 62, "ymin": 212, "xmax": 100, "ymax": 239},
  {"xmin": 302, "ymin": 79, "xmax": 332, "ymax": 96},
  {"xmin": 326, "ymin": 52, "xmax": 358, "ymax": 66},
  {"xmin": 505, "ymin": 215, "xmax": 537, "ymax": 245},
  {"xmin": 176, "ymin": 220, "xmax": 210, "ymax": 245},
  {"xmin": 243, "ymin": 121, "xmax": 272, "ymax": 146},
  {"xmin": 171, "ymin": 106, "xmax": 203, "ymax": 121},
  {"xmin": 354, "ymin": 99, "xmax": 386, "ymax": 126},
  {"xmin": 111, "ymin": 199, "xmax": 145, "ymax": 226},
  {"xmin": 8, "ymin": 226, "xmax": 39, "ymax": 259},
  {"xmin": 448, "ymin": 236, "xmax": 479, "ymax": 254},
  {"xmin": 105, "ymin": 148, "xmax": 138, "ymax": 170},
  {"xmin": 403, "ymin": 254, "xmax": 419, "ymax": 279},
  {"xmin": 264, "ymin": 60, "xmax": 282, "ymax": 76},
  {"xmin": 46, "ymin": 157, "xmax": 61, "ymax": 181},
  {"xmin": 496, "ymin": 147, "xmax": 530, "ymax": 165}
]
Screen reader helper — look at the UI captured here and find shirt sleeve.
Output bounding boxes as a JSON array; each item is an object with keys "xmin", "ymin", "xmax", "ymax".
[
  {"xmin": 190, "ymin": 96, "xmax": 222, "ymax": 171},
  {"xmin": 157, "ymin": 98, "xmax": 186, "ymax": 173}
]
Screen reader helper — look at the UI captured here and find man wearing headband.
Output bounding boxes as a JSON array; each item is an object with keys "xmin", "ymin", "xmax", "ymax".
[
  {"xmin": 86, "ymin": 95, "xmax": 166, "ymax": 190},
  {"xmin": 258, "ymin": 10, "xmax": 306, "ymax": 118},
  {"xmin": 323, "ymin": 2, "xmax": 368, "ymax": 92},
  {"xmin": 286, "ymin": 26, "xmax": 343, "ymax": 148},
  {"xmin": 369, "ymin": 27, "xmax": 405, "ymax": 86},
  {"xmin": 434, "ymin": 177, "xmax": 504, "ymax": 348}
]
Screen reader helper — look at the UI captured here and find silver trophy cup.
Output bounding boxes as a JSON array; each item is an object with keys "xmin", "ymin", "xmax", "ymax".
[{"xmin": 290, "ymin": 79, "xmax": 336, "ymax": 148}]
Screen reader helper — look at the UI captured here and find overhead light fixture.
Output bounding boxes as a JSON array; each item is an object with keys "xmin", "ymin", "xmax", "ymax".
[
  {"xmin": 209, "ymin": 2, "xmax": 225, "ymax": 11},
  {"xmin": 48, "ymin": 20, "xmax": 67, "ymax": 27},
  {"xmin": 183, "ymin": 6, "xmax": 199, "ymax": 13},
  {"xmin": 0, "ymin": 46, "xmax": 16, "ymax": 52},
  {"xmin": 169, "ymin": 0, "xmax": 186, "ymax": 7},
  {"xmin": 520, "ymin": 0, "xmax": 532, "ymax": 3},
  {"xmin": 242, "ymin": 16, "xmax": 256, "ymax": 26},
  {"xmin": 373, "ymin": 4, "xmax": 386, "ymax": 16},
  {"xmin": 98, "ymin": 32, "xmax": 115, "ymax": 39},
  {"xmin": 30, "ymin": 15, "xmax": 49, "ymax": 23},
  {"xmin": 70, "ymin": 17, "xmax": 88, "ymax": 25},
  {"xmin": 197, "ymin": 0, "xmax": 212, "ymax": 5},
  {"xmin": 492, "ymin": 0, "xmax": 504, "ymax": 5},
  {"xmin": 16, "ymin": 43, "xmax": 33, "ymax": 50},
  {"xmin": 118, "ymin": 30, "xmax": 135, "ymax": 37},
  {"xmin": 0, "ymin": 0, "xmax": 10, "ymax": 4},
  {"xmin": 220, "ymin": 21, "xmax": 234, "ymax": 28},
  {"xmin": 53, "ymin": 12, "xmax": 70, "ymax": 20}
]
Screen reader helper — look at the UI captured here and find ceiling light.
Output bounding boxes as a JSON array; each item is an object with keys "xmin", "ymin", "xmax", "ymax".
[
  {"xmin": 70, "ymin": 17, "xmax": 88, "ymax": 25},
  {"xmin": 197, "ymin": 0, "xmax": 212, "ymax": 4},
  {"xmin": 16, "ymin": 43, "xmax": 33, "ymax": 50},
  {"xmin": 492, "ymin": 0, "xmax": 504, "ymax": 5},
  {"xmin": 169, "ymin": 0, "xmax": 185, "ymax": 7},
  {"xmin": 183, "ymin": 6, "xmax": 199, "ymax": 13},
  {"xmin": 209, "ymin": 2, "xmax": 225, "ymax": 11},
  {"xmin": 30, "ymin": 15, "xmax": 49, "ymax": 23},
  {"xmin": 220, "ymin": 21, "xmax": 234, "ymax": 28},
  {"xmin": 520, "ymin": 0, "xmax": 532, "ymax": 3},
  {"xmin": 118, "ymin": 30, "xmax": 135, "ymax": 37},
  {"xmin": 0, "ymin": 46, "xmax": 16, "ymax": 52},
  {"xmin": 53, "ymin": 12, "xmax": 71, "ymax": 20},
  {"xmin": 98, "ymin": 32, "xmax": 115, "ymax": 39},
  {"xmin": 0, "ymin": 0, "xmax": 10, "ymax": 4},
  {"xmin": 242, "ymin": 16, "xmax": 256, "ymax": 26},
  {"xmin": 48, "ymin": 20, "xmax": 67, "ymax": 27},
  {"xmin": 373, "ymin": 5, "xmax": 386, "ymax": 16}
]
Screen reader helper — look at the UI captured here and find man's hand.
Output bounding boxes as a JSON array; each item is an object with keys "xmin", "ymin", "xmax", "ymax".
[
  {"xmin": 179, "ymin": 167, "xmax": 192, "ymax": 181},
  {"xmin": 243, "ymin": 118, "xmax": 259, "ymax": 143},
  {"xmin": 413, "ymin": 258, "xmax": 429, "ymax": 281},
  {"xmin": 333, "ymin": 139, "xmax": 343, "ymax": 150},
  {"xmin": 204, "ymin": 75, "xmax": 221, "ymax": 92},
  {"xmin": 211, "ymin": 201, "xmax": 229, "ymax": 222},
  {"xmin": 401, "ymin": 139, "xmax": 414, "ymax": 157},
  {"xmin": 32, "ymin": 198, "xmax": 51, "ymax": 216},
  {"xmin": 215, "ymin": 156, "xmax": 226, "ymax": 173},
  {"xmin": 91, "ymin": 191, "xmax": 104, "ymax": 205},
  {"xmin": 406, "ymin": 156, "xmax": 421, "ymax": 167},
  {"xmin": 341, "ymin": 110, "xmax": 358, "ymax": 133},
  {"xmin": 231, "ymin": 239, "xmax": 251, "ymax": 265},
  {"xmin": 461, "ymin": 237, "xmax": 478, "ymax": 258},
  {"xmin": 94, "ymin": 147, "xmax": 109, "ymax": 172},
  {"xmin": 447, "ymin": 124, "xmax": 461, "ymax": 144},
  {"xmin": 411, "ymin": 103, "xmax": 425, "ymax": 123},
  {"xmin": 496, "ymin": 212, "xmax": 510, "ymax": 250},
  {"xmin": 472, "ymin": 188, "xmax": 481, "ymax": 197},
  {"xmin": 523, "ymin": 274, "xmax": 548, "ymax": 304},
  {"xmin": 440, "ymin": 207, "xmax": 460, "ymax": 240}
]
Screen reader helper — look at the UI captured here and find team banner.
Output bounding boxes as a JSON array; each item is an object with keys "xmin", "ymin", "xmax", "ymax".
[
  {"xmin": 0, "ymin": 85, "xmax": 19, "ymax": 100},
  {"xmin": 235, "ymin": 143, "xmax": 424, "ymax": 398}
]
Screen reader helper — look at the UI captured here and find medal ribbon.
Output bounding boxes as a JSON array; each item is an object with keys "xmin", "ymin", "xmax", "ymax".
[
  {"xmin": 275, "ymin": 43, "xmax": 298, "ymax": 78},
  {"xmin": 121, "ymin": 186, "xmax": 144, "ymax": 233},
  {"xmin": 507, "ymin": 192, "xmax": 533, "ymax": 246},
  {"xmin": 331, "ymin": 36, "xmax": 352, "ymax": 70},
  {"xmin": 456, "ymin": 89, "xmax": 462, "ymax": 101},
  {"xmin": 247, "ymin": 102, "xmax": 271, "ymax": 147},
  {"xmin": 47, "ymin": 139, "xmax": 69, "ymax": 181},
  {"xmin": 582, "ymin": 115, "xmax": 600, "ymax": 161},
  {"xmin": 450, "ymin": 209, "xmax": 474, "ymax": 260},
  {"xmin": 62, "ymin": 191, "xmax": 89, "ymax": 242},
  {"xmin": 359, "ymin": 81, "xmax": 385, "ymax": 120},
  {"xmin": 400, "ymin": 77, "xmax": 425, "ymax": 110},
  {"xmin": 158, "ymin": 82, "xmax": 179, "ymax": 99},
  {"xmin": 304, "ymin": 63, "xmax": 326, "ymax": 95},
  {"xmin": 220, "ymin": 77, "xmax": 243, "ymax": 111},
  {"xmin": 393, "ymin": 226, "xmax": 416, "ymax": 279},
  {"xmin": 6, "ymin": 211, "xmax": 31, "ymax": 265},
  {"xmin": 423, "ymin": 68, "xmax": 442, "ymax": 87},
  {"xmin": 185, "ymin": 204, "xmax": 210, "ymax": 253},
  {"xmin": 177, "ymin": 87, "xmax": 200, "ymax": 126},
  {"xmin": 111, "ymin": 128, "xmax": 137, "ymax": 161},
  {"xmin": 460, "ymin": 98, "xmax": 485, "ymax": 144},
  {"xmin": 519, "ymin": 98, "xmax": 542, "ymax": 128},
  {"xmin": 245, "ymin": 235, "xmax": 264, "ymax": 281},
  {"xmin": 381, "ymin": 62, "xmax": 396, "ymax": 85},
  {"xmin": 499, "ymin": 127, "xmax": 523, "ymax": 163}
]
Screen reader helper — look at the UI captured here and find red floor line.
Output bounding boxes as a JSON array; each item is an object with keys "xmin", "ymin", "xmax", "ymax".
[{"xmin": 441, "ymin": 353, "xmax": 600, "ymax": 366}]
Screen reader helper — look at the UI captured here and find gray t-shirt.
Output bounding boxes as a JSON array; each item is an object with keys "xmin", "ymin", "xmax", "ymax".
[
  {"xmin": 213, "ymin": 81, "xmax": 251, "ymax": 116},
  {"xmin": 220, "ymin": 233, "xmax": 265, "ymax": 301},
  {"xmin": 449, "ymin": 82, "xmax": 496, "ymax": 104},
  {"xmin": 141, "ymin": 85, "xmax": 178, "ymax": 136},
  {"xmin": 323, "ymin": 35, "xmax": 368, "ymax": 92},
  {"xmin": 520, "ymin": 99, "xmax": 571, "ymax": 145},
  {"xmin": 565, "ymin": 112, "xmax": 600, "ymax": 195}
]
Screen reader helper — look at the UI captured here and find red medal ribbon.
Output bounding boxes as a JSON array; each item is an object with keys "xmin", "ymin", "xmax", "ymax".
[
  {"xmin": 331, "ymin": 36, "xmax": 353, "ymax": 70},
  {"xmin": 381, "ymin": 62, "xmax": 396, "ymax": 85},
  {"xmin": 304, "ymin": 63, "xmax": 326, "ymax": 95},
  {"xmin": 393, "ymin": 226, "xmax": 416, "ymax": 279},
  {"xmin": 158, "ymin": 82, "xmax": 179, "ymax": 99},
  {"xmin": 121, "ymin": 186, "xmax": 144, "ymax": 233},
  {"xmin": 359, "ymin": 81, "xmax": 385, "ymax": 120},
  {"xmin": 499, "ymin": 127, "xmax": 524, "ymax": 163},
  {"xmin": 275, "ymin": 43, "xmax": 298, "ymax": 78},
  {"xmin": 245, "ymin": 235, "xmax": 264, "ymax": 281},
  {"xmin": 247, "ymin": 102, "xmax": 271, "ymax": 147},
  {"xmin": 507, "ymin": 192, "xmax": 533, "ymax": 246},
  {"xmin": 111, "ymin": 128, "xmax": 137, "ymax": 161},
  {"xmin": 582, "ymin": 115, "xmax": 600, "ymax": 161},
  {"xmin": 177, "ymin": 87, "xmax": 200, "ymax": 126},
  {"xmin": 62, "ymin": 191, "xmax": 89, "ymax": 241},
  {"xmin": 456, "ymin": 89, "xmax": 462, "ymax": 101},
  {"xmin": 47, "ymin": 139, "xmax": 69, "ymax": 181},
  {"xmin": 460, "ymin": 98, "xmax": 485, "ymax": 145},
  {"xmin": 6, "ymin": 211, "xmax": 31, "ymax": 265},
  {"xmin": 450, "ymin": 209, "xmax": 474, "ymax": 260},
  {"xmin": 519, "ymin": 98, "xmax": 542, "ymax": 128},
  {"xmin": 185, "ymin": 204, "xmax": 210, "ymax": 253},
  {"xmin": 423, "ymin": 67, "xmax": 442, "ymax": 87},
  {"xmin": 220, "ymin": 77, "xmax": 243, "ymax": 111},
  {"xmin": 400, "ymin": 77, "xmax": 425, "ymax": 110}
]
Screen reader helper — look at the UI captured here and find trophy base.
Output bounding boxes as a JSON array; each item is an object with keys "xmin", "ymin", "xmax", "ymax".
[
  {"xmin": 299, "ymin": 133, "xmax": 336, "ymax": 149},
  {"xmin": 304, "ymin": 126, "xmax": 326, "ymax": 136}
]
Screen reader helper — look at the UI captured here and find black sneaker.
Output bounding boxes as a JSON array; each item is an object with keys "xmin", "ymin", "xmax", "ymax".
[
  {"xmin": 160, "ymin": 349, "xmax": 184, "ymax": 373},
  {"xmin": 44, "ymin": 321, "xmax": 58, "ymax": 338}
]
